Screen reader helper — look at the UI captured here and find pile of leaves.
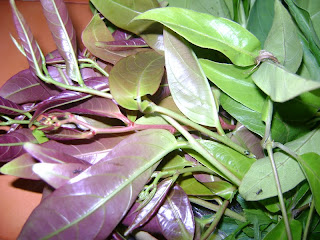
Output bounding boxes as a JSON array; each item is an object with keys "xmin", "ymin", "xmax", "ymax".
[{"xmin": 1, "ymin": 0, "xmax": 320, "ymax": 239}]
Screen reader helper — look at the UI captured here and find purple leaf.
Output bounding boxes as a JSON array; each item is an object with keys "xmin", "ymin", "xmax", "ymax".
[
  {"xmin": 40, "ymin": 0, "xmax": 80, "ymax": 81},
  {"xmin": 42, "ymin": 134, "xmax": 129, "ymax": 164},
  {"xmin": 64, "ymin": 97, "xmax": 129, "ymax": 123},
  {"xmin": 157, "ymin": 184, "xmax": 195, "ymax": 240},
  {"xmin": 0, "ymin": 153, "xmax": 40, "ymax": 180},
  {"xmin": 125, "ymin": 178, "xmax": 174, "ymax": 235},
  {"xmin": 44, "ymin": 128, "xmax": 94, "ymax": 141},
  {"xmin": 32, "ymin": 162, "xmax": 91, "ymax": 188},
  {"xmin": 112, "ymin": 29, "xmax": 132, "ymax": 41},
  {"xmin": 0, "ymin": 129, "xmax": 36, "ymax": 162},
  {"xmin": 30, "ymin": 77, "xmax": 109, "ymax": 123},
  {"xmin": 0, "ymin": 69, "xmax": 59, "ymax": 104},
  {"xmin": 10, "ymin": 0, "xmax": 42, "ymax": 76},
  {"xmin": 0, "ymin": 96, "xmax": 24, "ymax": 115},
  {"xmin": 24, "ymin": 142, "xmax": 91, "ymax": 165},
  {"xmin": 96, "ymin": 38, "xmax": 148, "ymax": 51},
  {"xmin": 18, "ymin": 129, "xmax": 177, "ymax": 239},
  {"xmin": 229, "ymin": 123, "xmax": 265, "ymax": 159}
]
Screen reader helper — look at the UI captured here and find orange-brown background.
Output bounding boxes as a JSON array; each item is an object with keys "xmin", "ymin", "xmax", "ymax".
[{"xmin": 0, "ymin": 1, "xmax": 92, "ymax": 239}]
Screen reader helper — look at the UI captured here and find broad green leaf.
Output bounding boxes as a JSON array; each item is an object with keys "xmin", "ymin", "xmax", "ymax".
[
  {"xmin": 244, "ymin": 209, "xmax": 273, "ymax": 239},
  {"xmin": 164, "ymin": 29, "xmax": 219, "ymax": 127},
  {"xmin": 166, "ymin": 0, "xmax": 231, "ymax": 19},
  {"xmin": 299, "ymin": 153, "xmax": 320, "ymax": 215},
  {"xmin": 220, "ymin": 93, "xmax": 308, "ymax": 143},
  {"xmin": 263, "ymin": 218, "xmax": 302, "ymax": 240},
  {"xmin": 199, "ymin": 59, "xmax": 265, "ymax": 112},
  {"xmin": 0, "ymin": 153, "xmax": 40, "ymax": 180},
  {"xmin": 264, "ymin": 0, "xmax": 302, "ymax": 73},
  {"xmin": 202, "ymin": 181, "xmax": 236, "ymax": 200},
  {"xmin": 239, "ymin": 128, "xmax": 320, "ymax": 201},
  {"xmin": 135, "ymin": 7, "xmax": 261, "ymax": 66},
  {"xmin": 247, "ymin": 0, "xmax": 274, "ymax": 47},
  {"xmin": 19, "ymin": 129, "xmax": 177, "ymax": 239},
  {"xmin": 196, "ymin": 139, "xmax": 256, "ymax": 180},
  {"xmin": 177, "ymin": 173, "xmax": 214, "ymax": 196},
  {"xmin": 252, "ymin": 62, "xmax": 320, "ymax": 102},
  {"xmin": 157, "ymin": 152, "xmax": 193, "ymax": 171},
  {"xmin": 224, "ymin": 0, "xmax": 234, "ymax": 19},
  {"xmin": 294, "ymin": 0, "xmax": 320, "ymax": 39},
  {"xmin": 109, "ymin": 50, "xmax": 165, "ymax": 110}
]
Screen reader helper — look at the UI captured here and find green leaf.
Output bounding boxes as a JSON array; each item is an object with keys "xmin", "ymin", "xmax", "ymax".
[
  {"xmin": 263, "ymin": 218, "xmax": 302, "ymax": 240},
  {"xmin": 247, "ymin": 0, "xmax": 274, "ymax": 47},
  {"xmin": 244, "ymin": 209, "xmax": 273, "ymax": 239},
  {"xmin": 109, "ymin": 50, "xmax": 165, "ymax": 110},
  {"xmin": 177, "ymin": 173, "xmax": 214, "ymax": 196},
  {"xmin": 220, "ymin": 93, "xmax": 308, "ymax": 143},
  {"xmin": 252, "ymin": 62, "xmax": 320, "ymax": 102},
  {"xmin": 135, "ymin": 7, "xmax": 261, "ymax": 66},
  {"xmin": 191, "ymin": 139, "xmax": 256, "ymax": 180},
  {"xmin": 166, "ymin": 0, "xmax": 231, "ymax": 19},
  {"xmin": 239, "ymin": 128, "xmax": 320, "ymax": 201},
  {"xmin": 299, "ymin": 153, "xmax": 320, "ymax": 215},
  {"xmin": 202, "ymin": 181, "xmax": 236, "ymax": 200},
  {"xmin": 264, "ymin": 0, "xmax": 303, "ymax": 73},
  {"xmin": 199, "ymin": 59, "xmax": 265, "ymax": 112},
  {"xmin": 164, "ymin": 29, "xmax": 219, "ymax": 127},
  {"xmin": 294, "ymin": 0, "xmax": 320, "ymax": 39}
]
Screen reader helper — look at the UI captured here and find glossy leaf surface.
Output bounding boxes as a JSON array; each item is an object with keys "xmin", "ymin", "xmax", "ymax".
[
  {"xmin": 19, "ymin": 129, "xmax": 177, "ymax": 239},
  {"xmin": 264, "ymin": 0, "xmax": 302, "ymax": 73},
  {"xmin": 109, "ymin": 50, "xmax": 165, "ymax": 110},
  {"xmin": 10, "ymin": 0, "xmax": 42, "ymax": 76},
  {"xmin": 0, "ymin": 69, "xmax": 58, "ymax": 104},
  {"xmin": 157, "ymin": 184, "xmax": 195, "ymax": 240},
  {"xmin": 0, "ymin": 153, "xmax": 40, "ymax": 180},
  {"xmin": 239, "ymin": 128, "xmax": 320, "ymax": 201},
  {"xmin": 299, "ymin": 153, "xmax": 320, "ymax": 215},
  {"xmin": 199, "ymin": 59, "xmax": 265, "ymax": 112},
  {"xmin": 0, "ymin": 129, "xmax": 36, "ymax": 162},
  {"xmin": 166, "ymin": 0, "xmax": 231, "ymax": 19},
  {"xmin": 252, "ymin": 62, "xmax": 320, "ymax": 102},
  {"xmin": 136, "ymin": 7, "xmax": 261, "ymax": 66},
  {"xmin": 164, "ymin": 29, "xmax": 219, "ymax": 127},
  {"xmin": 40, "ymin": 0, "xmax": 80, "ymax": 81}
]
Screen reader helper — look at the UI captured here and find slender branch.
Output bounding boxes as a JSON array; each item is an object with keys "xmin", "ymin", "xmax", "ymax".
[
  {"xmin": 303, "ymin": 199, "xmax": 315, "ymax": 240},
  {"xmin": 189, "ymin": 197, "xmax": 246, "ymax": 222},
  {"xmin": 201, "ymin": 200, "xmax": 229, "ymax": 240},
  {"xmin": 161, "ymin": 114, "xmax": 242, "ymax": 186},
  {"xmin": 152, "ymin": 104, "xmax": 255, "ymax": 158},
  {"xmin": 78, "ymin": 58, "xmax": 109, "ymax": 77},
  {"xmin": 266, "ymin": 142, "xmax": 292, "ymax": 240}
]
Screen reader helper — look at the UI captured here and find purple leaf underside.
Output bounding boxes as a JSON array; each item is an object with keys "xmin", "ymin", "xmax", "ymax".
[
  {"xmin": 96, "ymin": 38, "xmax": 148, "ymax": 51},
  {"xmin": 0, "ymin": 96, "xmax": 24, "ymax": 115}
]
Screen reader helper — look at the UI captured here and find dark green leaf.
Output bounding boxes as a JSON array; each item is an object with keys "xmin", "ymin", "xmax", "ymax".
[
  {"xmin": 109, "ymin": 50, "xmax": 165, "ymax": 110},
  {"xmin": 263, "ymin": 218, "xmax": 302, "ymax": 240},
  {"xmin": 299, "ymin": 153, "xmax": 320, "ymax": 215},
  {"xmin": 164, "ymin": 29, "xmax": 219, "ymax": 127},
  {"xmin": 135, "ymin": 7, "xmax": 261, "ymax": 66},
  {"xmin": 247, "ymin": 0, "xmax": 274, "ymax": 47}
]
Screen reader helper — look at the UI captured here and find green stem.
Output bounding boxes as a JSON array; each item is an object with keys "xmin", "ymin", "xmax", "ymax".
[
  {"xmin": 189, "ymin": 197, "xmax": 246, "ymax": 222},
  {"xmin": 153, "ymin": 104, "xmax": 255, "ymax": 158},
  {"xmin": 266, "ymin": 142, "xmax": 292, "ymax": 240},
  {"xmin": 161, "ymin": 114, "xmax": 241, "ymax": 186},
  {"xmin": 78, "ymin": 58, "xmax": 109, "ymax": 77},
  {"xmin": 201, "ymin": 200, "xmax": 229, "ymax": 240},
  {"xmin": 303, "ymin": 199, "xmax": 315, "ymax": 240},
  {"xmin": 38, "ymin": 73, "xmax": 112, "ymax": 99}
]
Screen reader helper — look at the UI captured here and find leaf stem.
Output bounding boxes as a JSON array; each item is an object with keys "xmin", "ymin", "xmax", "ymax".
[
  {"xmin": 153, "ymin": 104, "xmax": 255, "ymax": 158},
  {"xmin": 303, "ymin": 199, "xmax": 315, "ymax": 240},
  {"xmin": 200, "ymin": 200, "xmax": 229, "ymax": 240},
  {"xmin": 266, "ymin": 141, "xmax": 292, "ymax": 240},
  {"xmin": 161, "ymin": 114, "xmax": 242, "ymax": 186},
  {"xmin": 78, "ymin": 58, "xmax": 109, "ymax": 77}
]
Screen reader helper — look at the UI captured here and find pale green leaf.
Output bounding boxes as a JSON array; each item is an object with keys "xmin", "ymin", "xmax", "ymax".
[
  {"xmin": 199, "ymin": 59, "xmax": 265, "ymax": 112},
  {"xmin": 299, "ymin": 153, "xmax": 320, "ymax": 215},
  {"xmin": 239, "ymin": 128, "xmax": 320, "ymax": 201},
  {"xmin": 264, "ymin": 0, "xmax": 303, "ymax": 73},
  {"xmin": 252, "ymin": 62, "xmax": 320, "ymax": 102},
  {"xmin": 164, "ymin": 29, "xmax": 220, "ymax": 127},
  {"xmin": 135, "ymin": 7, "xmax": 261, "ymax": 66}
]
